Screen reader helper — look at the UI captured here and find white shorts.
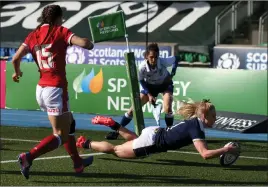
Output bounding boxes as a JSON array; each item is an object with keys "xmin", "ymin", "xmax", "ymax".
[
  {"xmin": 132, "ymin": 126, "xmax": 159, "ymax": 157},
  {"xmin": 36, "ymin": 85, "xmax": 70, "ymax": 116}
]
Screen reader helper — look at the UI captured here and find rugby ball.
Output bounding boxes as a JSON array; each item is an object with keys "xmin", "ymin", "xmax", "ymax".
[{"xmin": 220, "ymin": 142, "xmax": 240, "ymax": 167}]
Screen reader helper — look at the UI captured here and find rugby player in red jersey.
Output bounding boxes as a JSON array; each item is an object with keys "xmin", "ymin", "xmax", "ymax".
[{"xmin": 11, "ymin": 5, "xmax": 94, "ymax": 179}]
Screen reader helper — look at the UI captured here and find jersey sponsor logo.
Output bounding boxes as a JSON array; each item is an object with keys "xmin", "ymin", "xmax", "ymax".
[
  {"xmin": 73, "ymin": 68, "xmax": 104, "ymax": 99},
  {"xmin": 47, "ymin": 108, "xmax": 60, "ymax": 113},
  {"xmin": 217, "ymin": 53, "xmax": 240, "ymax": 69}
]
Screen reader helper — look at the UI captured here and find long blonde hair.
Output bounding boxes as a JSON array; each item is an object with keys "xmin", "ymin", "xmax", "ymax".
[{"xmin": 177, "ymin": 99, "xmax": 215, "ymax": 120}]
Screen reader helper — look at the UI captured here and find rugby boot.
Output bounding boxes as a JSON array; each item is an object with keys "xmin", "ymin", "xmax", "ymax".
[
  {"xmin": 18, "ymin": 152, "xmax": 32, "ymax": 180},
  {"xmin": 74, "ymin": 156, "xmax": 94, "ymax": 174},
  {"xmin": 91, "ymin": 116, "xmax": 116, "ymax": 127},
  {"xmin": 105, "ymin": 131, "xmax": 119, "ymax": 140}
]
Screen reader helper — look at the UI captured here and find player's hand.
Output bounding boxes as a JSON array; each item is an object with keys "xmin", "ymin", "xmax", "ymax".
[
  {"xmin": 12, "ymin": 71, "xmax": 23, "ymax": 83},
  {"xmin": 148, "ymin": 94, "xmax": 156, "ymax": 105},
  {"xmin": 225, "ymin": 143, "xmax": 240, "ymax": 154}
]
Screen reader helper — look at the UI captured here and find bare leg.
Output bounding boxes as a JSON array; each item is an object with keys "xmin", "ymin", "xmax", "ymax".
[
  {"xmin": 90, "ymin": 141, "xmax": 115, "ymax": 154},
  {"xmin": 112, "ymin": 93, "xmax": 148, "ymax": 139},
  {"xmin": 117, "ymin": 126, "xmax": 138, "ymax": 141},
  {"xmin": 89, "ymin": 140, "xmax": 136, "ymax": 158},
  {"xmin": 105, "ymin": 93, "xmax": 149, "ymax": 140}
]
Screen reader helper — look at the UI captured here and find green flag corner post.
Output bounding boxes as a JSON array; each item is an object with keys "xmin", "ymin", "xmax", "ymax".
[{"xmin": 88, "ymin": 10, "xmax": 145, "ymax": 135}]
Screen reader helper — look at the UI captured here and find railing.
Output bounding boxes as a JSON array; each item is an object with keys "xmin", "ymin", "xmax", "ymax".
[
  {"xmin": 215, "ymin": 1, "xmax": 255, "ymax": 45},
  {"xmin": 258, "ymin": 11, "xmax": 268, "ymax": 44}
]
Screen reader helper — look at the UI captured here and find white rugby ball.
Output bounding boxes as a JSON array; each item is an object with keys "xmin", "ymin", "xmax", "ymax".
[{"xmin": 220, "ymin": 142, "xmax": 240, "ymax": 166}]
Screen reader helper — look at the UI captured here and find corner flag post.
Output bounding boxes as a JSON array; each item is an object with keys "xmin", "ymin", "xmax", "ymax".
[{"xmin": 88, "ymin": 11, "xmax": 145, "ymax": 135}]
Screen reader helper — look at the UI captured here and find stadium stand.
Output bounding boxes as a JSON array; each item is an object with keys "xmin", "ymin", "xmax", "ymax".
[{"xmin": 0, "ymin": 1, "xmax": 267, "ymax": 65}]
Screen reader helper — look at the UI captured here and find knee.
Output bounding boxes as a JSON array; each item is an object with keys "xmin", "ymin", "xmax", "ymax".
[
  {"xmin": 114, "ymin": 145, "xmax": 119, "ymax": 152},
  {"xmin": 113, "ymin": 145, "xmax": 122, "ymax": 157},
  {"xmin": 53, "ymin": 130, "xmax": 69, "ymax": 144},
  {"xmin": 114, "ymin": 144, "xmax": 136, "ymax": 158}
]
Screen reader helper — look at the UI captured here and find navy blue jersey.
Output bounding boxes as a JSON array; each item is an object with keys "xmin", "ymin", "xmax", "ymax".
[{"xmin": 154, "ymin": 117, "xmax": 205, "ymax": 151}]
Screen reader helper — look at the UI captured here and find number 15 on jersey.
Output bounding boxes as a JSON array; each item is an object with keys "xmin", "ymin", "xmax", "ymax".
[{"xmin": 34, "ymin": 44, "xmax": 54, "ymax": 70}]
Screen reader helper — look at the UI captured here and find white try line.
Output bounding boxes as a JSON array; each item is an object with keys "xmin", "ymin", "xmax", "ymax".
[
  {"xmin": 1, "ymin": 138, "xmax": 267, "ymax": 162},
  {"xmin": 168, "ymin": 150, "xmax": 268, "ymax": 160}
]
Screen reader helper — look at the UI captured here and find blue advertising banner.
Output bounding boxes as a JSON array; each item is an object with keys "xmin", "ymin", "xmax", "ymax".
[
  {"xmin": 3, "ymin": 44, "xmax": 172, "ymax": 65},
  {"xmin": 213, "ymin": 45, "xmax": 267, "ymax": 70},
  {"xmin": 65, "ymin": 44, "xmax": 172, "ymax": 66}
]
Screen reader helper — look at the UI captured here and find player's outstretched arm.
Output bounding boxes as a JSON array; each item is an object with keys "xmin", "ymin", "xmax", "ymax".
[
  {"xmin": 193, "ymin": 140, "xmax": 238, "ymax": 160},
  {"xmin": 70, "ymin": 35, "xmax": 94, "ymax": 50}
]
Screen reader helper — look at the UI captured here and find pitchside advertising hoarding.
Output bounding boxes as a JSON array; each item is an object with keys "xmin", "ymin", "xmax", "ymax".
[
  {"xmin": 213, "ymin": 45, "xmax": 267, "ymax": 70},
  {"xmin": 0, "ymin": 61, "xmax": 6, "ymax": 109},
  {"xmin": 65, "ymin": 44, "xmax": 172, "ymax": 66},
  {"xmin": 4, "ymin": 44, "xmax": 172, "ymax": 64},
  {"xmin": 5, "ymin": 64, "xmax": 268, "ymax": 133}
]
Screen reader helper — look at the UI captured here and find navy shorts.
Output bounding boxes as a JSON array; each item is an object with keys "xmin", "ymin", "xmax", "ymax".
[{"xmin": 140, "ymin": 81, "xmax": 174, "ymax": 97}]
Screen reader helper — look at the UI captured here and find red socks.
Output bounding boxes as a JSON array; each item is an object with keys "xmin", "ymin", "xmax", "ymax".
[
  {"xmin": 29, "ymin": 134, "xmax": 61, "ymax": 160},
  {"xmin": 64, "ymin": 135, "xmax": 83, "ymax": 166}
]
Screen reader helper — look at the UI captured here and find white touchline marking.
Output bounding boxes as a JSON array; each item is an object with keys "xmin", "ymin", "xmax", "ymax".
[
  {"xmin": 1, "ymin": 118, "xmax": 48, "ymax": 123},
  {"xmin": 0, "ymin": 153, "xmax": 105, "ymax": 164},
  {"xmin": 1, "ymin": 138, "xmax": 267, "ymax": 162},
  {"xmin": 1, "ymin": 138, "xmax": 40, "ymax": 143}
]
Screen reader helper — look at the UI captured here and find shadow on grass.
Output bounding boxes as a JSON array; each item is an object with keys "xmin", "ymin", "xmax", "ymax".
[
  {"xmin": 98, "ymin": 157, "xmax": 268, "ymax": 172},
  {"xmin": 1, "ymin": 170, "xmax": 267, "ymax": 185}
]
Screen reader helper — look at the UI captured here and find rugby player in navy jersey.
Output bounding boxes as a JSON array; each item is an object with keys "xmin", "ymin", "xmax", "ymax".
[
  {"xmin": 76, "ymin": 100, "xmax": 239, "ymax": 159},
  {"xmin": 105, "ymin": 43, "xmax": 180, "ymax": 140}
]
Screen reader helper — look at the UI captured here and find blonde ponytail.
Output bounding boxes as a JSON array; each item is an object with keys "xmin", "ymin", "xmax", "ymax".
[
  {"xmin": 177, "ymin": 99, "xmax": 215, "ymax": 120},
  {"xmin": 177, "ymin": 101, "xmax": 198, "ymax": 120}
]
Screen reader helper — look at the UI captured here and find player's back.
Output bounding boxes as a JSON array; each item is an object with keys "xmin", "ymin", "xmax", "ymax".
[
  {"xmin": 24, "ymin": 24, "xmax": 74, "ymax": 88},
  {"xmin": 154, "ymin": 117, "xmax": 205, "ymax": 151}
]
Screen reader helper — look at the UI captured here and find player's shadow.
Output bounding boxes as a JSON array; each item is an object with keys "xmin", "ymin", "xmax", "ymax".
[
  {"xmin": 98, "ymin": 158, "xmax": 268, "ymax": 172},
  {"xmin": 2, "ymin": 170, "xmax": 266, "ymax": 185},
  {"xmin": 157, "ymin": 159, "xmax": 268, "ymax": 172}
]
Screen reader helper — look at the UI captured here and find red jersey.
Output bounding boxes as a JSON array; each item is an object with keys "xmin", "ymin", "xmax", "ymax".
[{"xmin": 23, "ymin": 24, "xmax": 74, "ymax": 88}]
